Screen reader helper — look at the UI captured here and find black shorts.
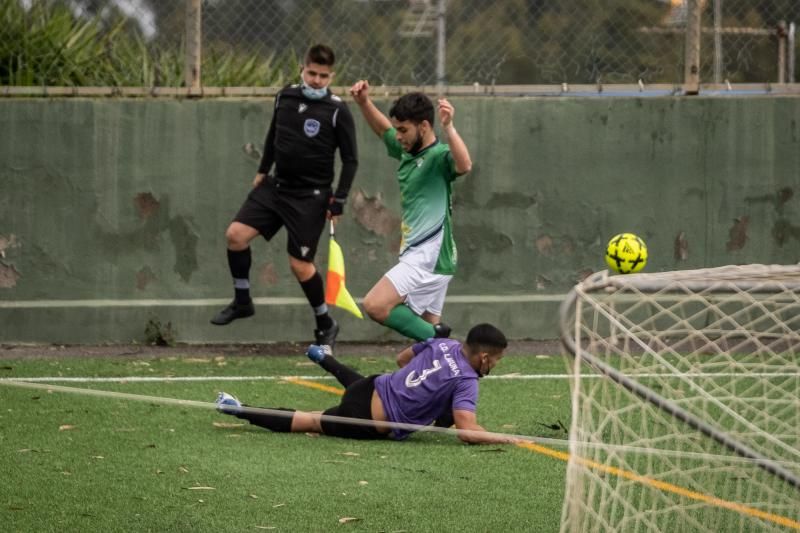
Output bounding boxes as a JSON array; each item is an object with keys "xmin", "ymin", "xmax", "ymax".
[
  {"xmin": 234, "ymin": 178, "xmax": 329, "ymax": 262},
  {"xmin": 321, "ymin": 375, "xmax": 388, "ymax": 440}
]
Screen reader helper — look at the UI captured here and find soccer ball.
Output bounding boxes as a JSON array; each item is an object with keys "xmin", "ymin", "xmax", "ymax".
[{"xmin": 605, "ymin": 233, "xmax": 647, "ymax": 274}]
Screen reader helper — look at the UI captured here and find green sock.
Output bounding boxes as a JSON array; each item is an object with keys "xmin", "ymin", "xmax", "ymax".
[{"xmin": 384, "ymin": 304, "xmax": 435, "ymax": 341}]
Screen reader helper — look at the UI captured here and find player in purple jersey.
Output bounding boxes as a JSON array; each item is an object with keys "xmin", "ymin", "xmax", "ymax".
[{"xmin": 214, "ymin": 323, "xmax": 519, "ymax": 444}]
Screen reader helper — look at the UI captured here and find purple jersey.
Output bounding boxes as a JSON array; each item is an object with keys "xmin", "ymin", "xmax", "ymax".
[{"xmin": 374, "ymin": 338, "xmax": 479, "ymax": 440}]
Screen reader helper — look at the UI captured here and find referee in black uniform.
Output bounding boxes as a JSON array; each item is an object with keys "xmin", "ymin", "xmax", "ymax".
[{"xmin": 211, "ymin": 44, "xmax": 358, "ymax": 347}]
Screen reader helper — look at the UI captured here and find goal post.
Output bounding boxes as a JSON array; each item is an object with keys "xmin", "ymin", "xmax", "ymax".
[{"xmin": 559, "ymin": 265, "xmax": 800, "ymax": 532}]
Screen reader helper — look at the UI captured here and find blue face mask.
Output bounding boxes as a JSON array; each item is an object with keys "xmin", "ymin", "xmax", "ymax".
[{"xmin": 301, "ymin": 82, "xmax": 327, "ymax": 100}]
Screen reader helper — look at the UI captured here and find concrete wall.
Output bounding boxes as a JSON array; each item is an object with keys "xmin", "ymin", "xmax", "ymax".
[{"xmin": 1, "ymin": 96, "xmax": 799, "ymax": 343}]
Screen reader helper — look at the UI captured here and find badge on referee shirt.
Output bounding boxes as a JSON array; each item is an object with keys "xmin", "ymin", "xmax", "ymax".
[{"xmin": 304, "ymin": 119, "xmax": 321, "ymax": 137}]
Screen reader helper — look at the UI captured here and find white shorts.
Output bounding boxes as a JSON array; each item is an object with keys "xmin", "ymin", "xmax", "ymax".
[{"xmin": 385, "ymin": 233, "xmax": 453, "ymax": 316}]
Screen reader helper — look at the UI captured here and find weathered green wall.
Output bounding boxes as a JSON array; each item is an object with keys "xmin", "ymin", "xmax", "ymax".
[{"xmin": 1, "ymin": 97, "xmax": 799, "ymax": 343}]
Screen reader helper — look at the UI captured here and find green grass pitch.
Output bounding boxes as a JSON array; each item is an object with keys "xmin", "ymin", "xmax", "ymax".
[{"xmin": 1, "ymin": 351, "xmax": 572, "ymax": 532}]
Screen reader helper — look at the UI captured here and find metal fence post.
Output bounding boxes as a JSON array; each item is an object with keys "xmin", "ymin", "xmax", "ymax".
[
  {"xmin": 777, "ymin": 20, "xmax": 787, "ymax": 83},
  {"xmin": 789, "ymin": 22, "xmax": 796, "ymax": 83},
  {"xmin": 436, "ymin": 0, "xmax": 447, "ymax": 94},
  {"xmin": 185, "ymin": 0, "xmax": 202, "ymax": 90},
  {"xmin": 713, "ymin": 0, "xmax": 723, "ymax": 83},
  {"xmin": 684, "ymin": 0, "xmax": 702, "ymax": 94}
]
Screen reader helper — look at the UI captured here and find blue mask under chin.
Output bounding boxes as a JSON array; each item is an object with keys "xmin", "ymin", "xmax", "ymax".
[{"xmin": 301, "ymin": 83, "xmax": 327, "ymax": 100}]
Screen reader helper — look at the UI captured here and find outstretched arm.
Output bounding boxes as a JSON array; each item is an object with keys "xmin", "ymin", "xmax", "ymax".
[
  {"xmin": 396, "ymin": 346, "xmax": 415, "ymax": 368},
  {"xmin": 350, "ymin": 80, "xmax": 392, "ymax": 138},
  {"xmin": 453, "ymin": 409, "xmax": 520, "ymax": 444},
  {"xmin": 438, "ymin": 99, "xmax": 472, "ymax": 175}
]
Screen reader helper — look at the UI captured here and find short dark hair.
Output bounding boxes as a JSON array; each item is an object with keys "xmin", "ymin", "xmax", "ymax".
[
  {"xmin": 305, "ymin": 44, "xmax": 335, "ymax": 66},
  {"xmin": 465, "ymin": 323, "xmax": 508, "ymax": 354},
  {"xmin": 389, "ymin": 92, "xmax": 434, "ymax": 126}
]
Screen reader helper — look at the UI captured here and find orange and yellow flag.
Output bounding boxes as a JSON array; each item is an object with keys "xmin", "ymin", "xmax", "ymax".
[{"xmin": 325, "ymin": 237, "xmax": 363, "ymax": 319}]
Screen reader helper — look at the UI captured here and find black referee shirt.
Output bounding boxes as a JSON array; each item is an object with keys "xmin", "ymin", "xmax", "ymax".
[{"xmin": 258, "ymin": 85, "xmax": 358, "ymax": 198}]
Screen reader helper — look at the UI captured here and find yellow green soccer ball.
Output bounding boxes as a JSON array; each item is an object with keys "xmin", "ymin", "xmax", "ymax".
[{"xmin": 605, "ymin": 233, "xmax": 647, "ymax": 274}]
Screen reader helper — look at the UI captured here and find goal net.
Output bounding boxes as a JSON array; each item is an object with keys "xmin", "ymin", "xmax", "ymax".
[{"xmin": 559, "ymin": 264, "xmax": 800, "ymax": 532}]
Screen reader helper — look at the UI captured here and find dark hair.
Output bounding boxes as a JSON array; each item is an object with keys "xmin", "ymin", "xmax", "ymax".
[
  {"xmin": 389, "ymin": 92, "xmax": 434, "ymax": 126},
  {"xmin": 305, "ymin": 44, "xmax": 335, "ymax": 66},
  {"xmin": 465, "ymin": 323, "xmax": 508, "ymax": 353}
]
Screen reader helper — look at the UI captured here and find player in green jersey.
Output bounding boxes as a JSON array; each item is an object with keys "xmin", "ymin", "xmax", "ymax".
[{"xmin": 349, "ymin": 80, "xmax": 472, "ymax": 341}]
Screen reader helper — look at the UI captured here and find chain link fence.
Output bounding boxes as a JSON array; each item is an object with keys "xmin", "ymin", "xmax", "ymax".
[{"xmin": 2, "ymin": 0, "xmax": 798, "ymax": 88}]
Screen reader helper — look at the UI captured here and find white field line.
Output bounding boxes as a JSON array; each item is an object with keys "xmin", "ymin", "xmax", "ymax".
[
  {"xmin": 1, "ymin": 372, "xmax": 797, "ymax": 383},
  {"xmin": 0, "ymin": 294, "xmax": 564, "ymax": 308}
]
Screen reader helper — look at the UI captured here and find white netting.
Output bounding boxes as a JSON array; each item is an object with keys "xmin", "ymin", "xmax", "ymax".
[{"xmin": 560, "ymin": 265, "xmax": 800, "ymax": 532}]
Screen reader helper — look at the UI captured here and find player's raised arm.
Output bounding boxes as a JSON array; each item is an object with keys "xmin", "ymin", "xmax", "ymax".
[
  {"xmin": 438, "ymin": 98, "xmax": 472, "ymax": 175},
  {"xmin": 350, "ymin": 80, "xmax": 392, "ymax": 138}
]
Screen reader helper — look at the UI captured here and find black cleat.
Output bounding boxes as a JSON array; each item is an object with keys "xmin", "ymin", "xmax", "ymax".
[
  {"xmin": 210, "ymin": 300, "xmax": 255, "ymax": 325},
  {"xmin": 314, "ymin": 318, "xmax": 339, "ymax": 347},
  {"xmin": 433, "ymin": 322, "xmax": 451, "ymax": 338}
]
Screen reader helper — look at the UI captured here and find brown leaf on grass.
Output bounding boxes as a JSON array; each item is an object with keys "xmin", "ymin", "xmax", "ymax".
[
  {"xmin": 272, "ymin": 503, "xmax": 285, "ymax": 508},
  {"xmin": 184, "ymin": 358, "xmax": 210, "ymax": 364},
  {"xmin": 91, "ymin": 456, "xmax": 104, "ymax": 460},
  {"xmin": 358, "ymin": 481, "xmax": 368, "ymax": 486},
  {"xmin": 304, "ymin": 432, "xmax": 320, "ymax": 438},
  {"xmin": 249, "ymin": 494, "xmax": 259, "ymax": 499},
  {"xmin": 58, "ymin": 425, "xmax": 75, "ymax": 431},
  {"xmin": 213, "ymin": 356, "xmax": 226, "ymax": 363},
  {"xmin": 338, "ymin": 517, "xmax": 361, "ymax": 524},
  {"xmin": 213, "ymin": 422, "xmax": 245, "ymax": 428},
  {"xmin": 185, "ymin": 486, "xmax": 215, "ymax": 491},
  {"xmin": 340, "ymin": 452, "xmax": 360, "ymax": 457},
  {"xmin": 179, "ymin": 466, "xmax": 189, "ymax": 473}
]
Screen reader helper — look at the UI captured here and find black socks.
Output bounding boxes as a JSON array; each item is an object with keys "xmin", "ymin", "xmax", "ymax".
[
  {"xmin": 236, "ymin": 407, "xmax": 295, "ymax": 432},
  {"xmin": 299, "ymin": 271, "xmax": 333, "ymax": 330},
  {"xmin": 227, "ymin": 248, "xmax": 252, "ymax": 304}
]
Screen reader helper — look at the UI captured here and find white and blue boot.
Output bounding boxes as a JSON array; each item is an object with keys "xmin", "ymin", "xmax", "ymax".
[
  {"xmin": 306, "ymin": 344, "xmax": 333, "ymax": 363},
  {"xmin": 215, "ymin": 391, "xmax": 242, "ymax": 414}
]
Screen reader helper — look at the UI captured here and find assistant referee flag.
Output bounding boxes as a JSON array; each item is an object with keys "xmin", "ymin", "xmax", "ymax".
[{"xmin": 325, "ymin": 236, "xmax": 363, "ymax": 319}]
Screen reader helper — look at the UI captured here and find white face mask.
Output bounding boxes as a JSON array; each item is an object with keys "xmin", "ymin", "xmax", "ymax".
[{"xmin": 301, "ymin": 82, "xmax": 327, "ymax": 100}]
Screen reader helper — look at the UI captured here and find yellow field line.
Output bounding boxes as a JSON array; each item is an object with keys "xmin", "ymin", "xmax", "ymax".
[
  {"xmin": 286, "ymin": 377, "xmax": 800, "ymax": 530},
  {"xmin": 516, "ymin": 442, "xmax": 800, "ymax": 530},
  {"xmin": 282, "ymin": 377, "xmax": 344, "ymax": 396}
]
